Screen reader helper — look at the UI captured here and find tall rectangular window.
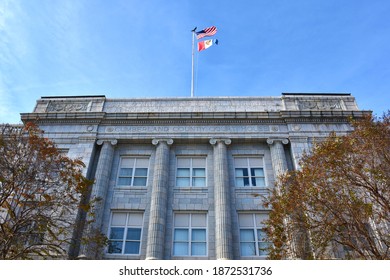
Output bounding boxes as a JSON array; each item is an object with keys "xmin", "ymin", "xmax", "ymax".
[
  {"xmin": 108, "ymin": 212, "xmax": 143, "ymax": 255},
  {"xmin": 173, "ymin": 213, "xmax": 207, "ymax": 256},
  {"xmin": 117, "ymin": 157, "xmax": 149, "ymax": 187},
  {"xmin": 176, "ymin": 157, "xmax": 206, "ymax": 187},
  {"xmin": 238, "ymin": 213, "xmax": 271, "ymax": 256},
  {"xmin": 234, "ymin": 157, "xmax": 265, "ymax": 187}
]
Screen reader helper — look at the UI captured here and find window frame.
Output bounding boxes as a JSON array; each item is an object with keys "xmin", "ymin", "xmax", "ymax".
[
  {"xmin": 175, "ymin": 157, "xmax": 207, "ymax": 188},
  {"xmin": 116, "ymin": 156, "xmax": 149, "ymax": 187},
  {"xmin": 172, "ymin": 213, "xmax": 208, "ymax": 257},
  {"xmin": 238, "ymin": 213, "xmax": 271, "ymax": 257},
  {"xmin": 107, "ymin": 212, "xmax": 144, "ymax": 255},
  {"xmin": 234, "ymin": 157, "xmax": 266, "ymax": 188}
]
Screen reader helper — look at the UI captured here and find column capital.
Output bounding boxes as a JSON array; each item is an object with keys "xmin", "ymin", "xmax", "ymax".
[
  {"xmin": 266, "ymin": 138, "xmax": 289, "ymax": 145},
  {"xmin": 209, "ymin": 138, "xmax": 231, "ymax": 146},
  {"xmin": 96, "ymin": 139, "xmax": 117, "ymax": 146},
  {"xmin": 152, "ymin": 138, "xmax": 174, "ymax": 146}
]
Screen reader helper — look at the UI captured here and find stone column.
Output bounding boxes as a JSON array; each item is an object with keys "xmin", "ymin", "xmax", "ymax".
[
  {"xmin": 146, "ymin": 138, "xmax": 173, "ymax": 260},
  {"xmin": 210, "ymin": 138, "xmax": 233, "ymax": 260},
  {"xmin": 289, "ymin": 137, "xmax": 310, "ymax": 170},
  {"xmin": 85, "ymin": 139, "xmax": 117, "ymax": 258},
  {"xmin": 266, "ymin": 138, "xmax": 289, "ymax": 184}
]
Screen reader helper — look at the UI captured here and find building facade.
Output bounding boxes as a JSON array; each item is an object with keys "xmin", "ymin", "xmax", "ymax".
[{"xmin": 21, "ymin": 93, "xmax": 368, "ymax": 260}]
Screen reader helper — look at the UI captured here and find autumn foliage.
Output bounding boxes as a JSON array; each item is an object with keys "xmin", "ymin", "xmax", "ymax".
[
  {"xmin": 0, "ymin": 123, "xmax": 93, "ymax": 259},
  {"xmin": 264, "ymin": 112, "xmax": 390, "ymax": 259}
]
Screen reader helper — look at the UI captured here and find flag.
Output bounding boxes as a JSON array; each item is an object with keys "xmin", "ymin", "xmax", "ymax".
[
  {"xmin": 198, "ymin": 39, "xmax": 218, "ymax": 52},
  {"xmin": 196, "ymin": 26, "xmax": 217, "ymax": 39}
]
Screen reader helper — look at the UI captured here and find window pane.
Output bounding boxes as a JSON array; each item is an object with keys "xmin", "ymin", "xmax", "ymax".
[
  {"xmin": 235, "ymin": 178, "xmax": 245, "ymax": 187},
  {"xmin": 192, "ymin": 229, "xmax": 206, "ymax": 241},
  {"xmin": 136, "ymin": 158, "xmax": 149, "ymax": 168},
  {"xmin": 111, "ymin": 213, "xmax": 127, "ymax": 226},
  {"xmin": 128, "ymin": 213, "xmax": 143, "ymax": 226},
  {"xmin": 133, "ymin": 177, "xmax": 147, "ymax": 186},
  {"xmin": 192, "ymin": 168, "xmax": 205, "ymax": 177},
  {"xmin": 119, "ymin": 168, "xmax": 133, "ymax": 176},
  {"xmin": 191, "ymin": 242, "xmax": 206, "ymax": 256},
  {"xmin": 121, "ymin": 158, "xmax": 135, "ymax": 168},
  {"xmin": 234, "ymin": 157, "xmax": 248, "ymax": 167},
  {"xmin": 191, "ymin": 214, "xmax": 207, "ymax": 227},
  {"xmin": 240, "ymin": 243, "xmax": 256, "ymax": 256},
  {"xmin": 126, "ymin": 228, "xmax": 141, "ymax": 240},
  {"xmin": 238, "ymin": 214, "xmax": 254, "ymax": 227},
  {"xmin": 174, "ymin": 229, "xmax": 188, "ymax": 241},
  {"xmin": 177, "ymin": 168, "xmax": 190, "ymax": 176},
  {"xmin": 108, "ymin": 241, "xmax": 123, "ymax": 254},
  {"xmin": 235, "ymin": 168, "xmax": 248, "ymax": 177},
  {"xmin": 174, "ymin": 214, "xmax": 189, "ymax": 227},
  {"xmin": 258, "ymin": 242, "xmax": 270, "ymax": 256},
  {"xmin": 118, "ymin": 177, "xmax": 131, "ymax": 186},
  {"xmin": 193, "ymin": 177, "xmax": 205, "ymax": 187},
  {"xmin": 252, "ymin": 177, "xmax": 265, "ymax": 187},
  {"xmin": 257, "ymin": 229, "xmax": 267, "ymax": 241},
  {"xmin": 176, "ymin": 177, "xmax": 190, "ymax": 187},
  {"xmin": 255, "ymin": 214, "xmax": 268, "ymax": 226},
  {"xmin": 243, "ymin": 177, "xmax": 250, "ymax": 186},
  {"xmin": 173, "ymin": 242, "xmax": 188, "ymax": 256},
  {"xmin": 124, "ymin": 241, "xmax": 140, "ymax": 254},
  {"xmin": 110, "ymin": 228, "xmax": 124, "ymax": 239},
  {"xmin": 177, "ymin": 158, "xmax": 190, "ymax": 167},
  {"xmin": 251, "ymin": 168, "xmax": 264, "ymax": 177},
  {"xmin": 240, "ymin": 229, "xmax": 255, "ymax": 241},
  {"xmin": 249, "ymin": 157, "xmax": 262, "ymax": 166},
  {"xmin": 192, "ymin": 158, "xmax": 206, "ymax": 168},
  {"xmin": 134, "ymin": 168, "xmax": 147, "ymax": 176}
]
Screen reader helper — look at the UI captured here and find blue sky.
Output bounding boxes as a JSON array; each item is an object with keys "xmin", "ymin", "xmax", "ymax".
[{"xmin": 1, "ymin": 0, "xmax": 389, "ymax": 124}]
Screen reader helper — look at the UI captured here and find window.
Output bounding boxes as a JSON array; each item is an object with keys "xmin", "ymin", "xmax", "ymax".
[
  {"xmin": 176, "ymin": 157, "xmax": 206, "ymax": 187},
  {"xmin": 238, "ymin": 213, "xmax": 271, "ymax": 256},
  {"xmin": 234, "ymin": 157, "xmax": 265, "ymax": 187},
  {"xmin": 117, "ymin": 157, "xmax": 149, "ymax": 187},
  {"xmin": 173, "ymin": 213, "xmax": 207, "ymax": 256},
  {"xmin": 108, "ymin": 212, "xmax": 143, "ymax": 255}
]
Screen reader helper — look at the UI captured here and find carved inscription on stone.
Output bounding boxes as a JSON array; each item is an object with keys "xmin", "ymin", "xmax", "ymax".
[
  {"xmin": 104, "ymin": 125, "xmax": 271, "ymax": 134},
  {"xmin": 47, "ymin": 101, "xmax": 91, "ymax": 112},
  {"xmin": 298, "ymin": 100, "xmax": 342, "ymax": 110}
]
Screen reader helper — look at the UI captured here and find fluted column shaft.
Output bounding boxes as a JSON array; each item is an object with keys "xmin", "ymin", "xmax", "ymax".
[
  {"xmin": 146, "ymin": 139, "xmax": 173, "ymax": 260},
  {"xmin": 210, "ymin": 138, "xmax": 233, "ymax": 260},
  {"xmin": 85, "ymin": 139, "xmax": 116, "ymax": 258},
  {"xmin": 267, "ymin": 138, "xmax": 289, "ymax": 188}
]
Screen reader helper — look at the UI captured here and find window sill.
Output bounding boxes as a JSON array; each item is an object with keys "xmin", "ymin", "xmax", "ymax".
[{"xmin": 173, "ymin": 187, "xmax": 208, "ymax": 193}]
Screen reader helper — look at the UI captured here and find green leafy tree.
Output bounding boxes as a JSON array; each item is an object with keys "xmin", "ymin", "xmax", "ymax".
[
  {"xmin": 264, "ymin": 112, "xmax": 390, "ymax": 259},
  {"xmin": 0, "ymin": 123, "xmax": 93, "ymax": 259}
]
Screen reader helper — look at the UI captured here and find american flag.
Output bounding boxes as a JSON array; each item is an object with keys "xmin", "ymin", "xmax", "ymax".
[{"xmin": 196, "ymin": 26, "xmax": 217, "ymax": 39}]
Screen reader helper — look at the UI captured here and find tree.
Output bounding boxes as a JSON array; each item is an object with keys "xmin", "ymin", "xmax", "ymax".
[
  {"xmin": 0, "ymin": 123, "xmax": 93, "ymax": 259},
  {"xmin": 264, "ymin": 112, "xmax": 390, "ymax": 259}
]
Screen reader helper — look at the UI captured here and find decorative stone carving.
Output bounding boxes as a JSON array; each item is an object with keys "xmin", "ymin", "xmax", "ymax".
[
  {"xmin": 209, "ymin": 138, "xmax": 232, "ymax": 145},
  {"xmin": 298, "ymin": 100, "xmax": 342, "ymax": 110},
  {"xmin": 152, "ymin": 138, "xmax": 174, "ymax": 145},
  {"xmin": 96, "ymin": 139, "xmax": 117, "ymax": 146},
  {"xmin": 266, "ymin": 138, "xmax": 289, "ymax": 145},
  {"xmin": 46, "ymin": 101, "xmax": 91, "ymax": 112}
]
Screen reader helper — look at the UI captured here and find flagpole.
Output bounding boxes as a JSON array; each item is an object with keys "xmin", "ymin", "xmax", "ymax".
[{"xmin": 191, "ymin": 28, "xmax": 196, "ymax": 97}]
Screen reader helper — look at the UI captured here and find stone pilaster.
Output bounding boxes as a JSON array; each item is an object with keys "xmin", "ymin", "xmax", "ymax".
[
  {"xmin": 267, "ymin": 138, "xmax": 289, "ymax": 182},
  {"xmin": 210, "ymin": 138, "xmax": 233, "ymax": 260},
  {"xmin": 289, "ymin": 137, "xmax": 310, "ymax": 170},
  {"xmin": 146, "ymin": 138, "xmax": 173, "ymax": 260},
  {"xmin": 85, "ymin": 139, "xmax": 117, "ymax": 258}
]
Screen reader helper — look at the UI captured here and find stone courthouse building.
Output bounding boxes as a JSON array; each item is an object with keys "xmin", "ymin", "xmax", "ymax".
[{"xmin": 21, "ymin": 93, "xmax": 368, "ymax": 260}]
